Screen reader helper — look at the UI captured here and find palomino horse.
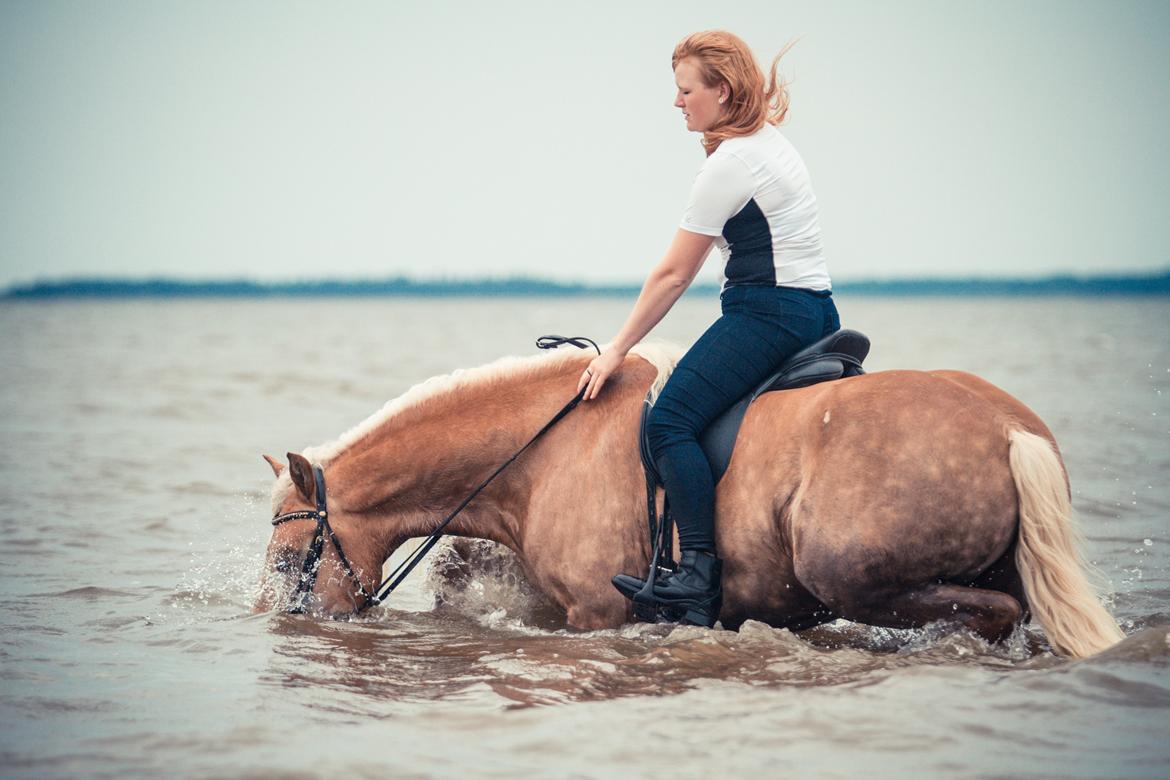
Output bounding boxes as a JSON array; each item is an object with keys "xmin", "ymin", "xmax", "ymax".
[{"xmin": 255, "ymin": 344, "xmax": 1125, "ymax": 659}]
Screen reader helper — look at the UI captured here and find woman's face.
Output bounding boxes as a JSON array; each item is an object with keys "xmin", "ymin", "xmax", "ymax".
[{"xmin": 673, "ymin": 58, "xmax": 726, "ymax": 133}]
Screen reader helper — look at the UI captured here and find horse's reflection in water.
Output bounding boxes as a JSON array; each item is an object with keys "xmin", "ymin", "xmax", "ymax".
[
  {"xmin": 256, "ymin": 344, "xmax": 1124, "ymax": 662},
  {"xmin": 261, "ymin": 612, "xmax": 451, "ymax": 703}
]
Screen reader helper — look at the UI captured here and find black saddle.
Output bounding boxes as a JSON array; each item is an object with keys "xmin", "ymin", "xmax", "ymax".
[{"xmin": 639, "ymin": 328, "xmax": 870, "ymax": 486}]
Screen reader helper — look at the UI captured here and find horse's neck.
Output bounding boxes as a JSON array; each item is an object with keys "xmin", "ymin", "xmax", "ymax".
[{"xmin": 327, "ymin": 357, "xmax": 595, "ymax": 549}]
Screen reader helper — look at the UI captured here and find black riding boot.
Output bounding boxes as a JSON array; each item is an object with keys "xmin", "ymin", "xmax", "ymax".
[{"xmin": 612, "ymin": 550, "xmax": 723, "ymax": 628}]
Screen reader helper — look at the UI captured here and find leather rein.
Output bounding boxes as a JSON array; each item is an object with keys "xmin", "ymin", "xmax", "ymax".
[{"xmin": 269, "ymin": 336, "xmax": 599, "ymax": 615}]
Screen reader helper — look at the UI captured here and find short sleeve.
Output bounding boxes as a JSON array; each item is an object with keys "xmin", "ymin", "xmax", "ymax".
[{"xmin": 679, "ymin": 154, "xmax": 755, "ymax": 237}]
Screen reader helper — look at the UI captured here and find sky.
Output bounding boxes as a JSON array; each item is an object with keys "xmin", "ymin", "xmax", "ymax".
[{"xmin": 1, "ymin": 0, "xmax": 1168, "ymax": 287}]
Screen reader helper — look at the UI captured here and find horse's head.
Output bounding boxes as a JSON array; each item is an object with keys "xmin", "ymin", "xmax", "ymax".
[{"xmin": 254, "ymin": 452, "xmax": 380, "ymax": 619}]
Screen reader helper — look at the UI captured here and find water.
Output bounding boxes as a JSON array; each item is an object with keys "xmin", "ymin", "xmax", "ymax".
[{"xmin": 0, "ymin": 296, "xmax": 1167, "ymax": 778}]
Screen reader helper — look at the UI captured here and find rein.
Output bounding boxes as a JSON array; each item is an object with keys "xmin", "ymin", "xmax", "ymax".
[{"xmin": 270, "ymin": 335, "xmax": 600, "ymax": 615}]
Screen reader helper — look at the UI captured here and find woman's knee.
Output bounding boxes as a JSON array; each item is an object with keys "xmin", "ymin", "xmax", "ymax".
[{"xmin": 645, "ymin": 405, "xmax": 699, "ymax": 455}]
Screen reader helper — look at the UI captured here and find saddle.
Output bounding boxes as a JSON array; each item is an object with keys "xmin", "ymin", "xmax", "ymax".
[
  {"xmin": 628, "ymin": 328, "xmax": 870, "ymax": 621},
  {"xmin": 639, "ymin": 328, "xmax": 870, "ymax": 486}
]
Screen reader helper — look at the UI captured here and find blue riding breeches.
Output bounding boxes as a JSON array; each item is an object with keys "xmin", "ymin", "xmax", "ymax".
[{"xmin": 645, "ymin": 284, "xmax": 841, "ymax": 552}]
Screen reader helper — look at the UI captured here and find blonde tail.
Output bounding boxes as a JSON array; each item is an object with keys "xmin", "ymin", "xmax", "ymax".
[{"xmin": 1009, "ymin": 429, "xmax": 1125, "ymax": 658}]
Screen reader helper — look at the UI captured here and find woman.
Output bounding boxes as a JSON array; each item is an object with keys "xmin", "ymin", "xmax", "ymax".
[{"xmin": 578, "ymin": 31, "xmax": 841, "ymax": 627}]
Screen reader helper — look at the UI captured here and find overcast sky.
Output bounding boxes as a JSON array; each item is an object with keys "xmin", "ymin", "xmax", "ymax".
[{"xmin": 1, "ymin": 0, "xmax": 1167, "ymax": 287}]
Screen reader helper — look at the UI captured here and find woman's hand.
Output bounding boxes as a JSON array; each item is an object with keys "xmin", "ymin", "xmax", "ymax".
[
  {"xmin": 577, "ymin": 349, "xmax": 627, "ymax": 401},
  {"xmin": 576, "ymin": 229, "xmax": 714, "ymax": 402}
]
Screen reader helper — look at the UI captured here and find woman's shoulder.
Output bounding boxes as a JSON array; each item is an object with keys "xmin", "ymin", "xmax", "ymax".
[
  {"xmin": 712, "ymin": 123, "xmax": 806, "ymax": 173},
  {"xmin": 692, "ymin": 148, "xmax": 754, "ymax": 192},
  {"xmin": 696, "ymin": 125, "xmax": 779, "ymax": 174},
  {"xmin": 717, "ymin": 122, "xmax": 779, "ymax": 151},
  {"xmin": 699, "ymin": 129, "xmax": 769, "ymax": 168}
]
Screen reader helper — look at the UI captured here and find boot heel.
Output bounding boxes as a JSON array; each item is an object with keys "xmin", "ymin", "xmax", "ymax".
[{"xmin": 682, "ymin": 608, "xmax": 718, "ymax": 628}]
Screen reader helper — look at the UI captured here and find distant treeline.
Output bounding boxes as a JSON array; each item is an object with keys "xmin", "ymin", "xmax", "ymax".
[
  {"xmin": 1, "ymin": 276, "xmax": 630, "ymax": 299},
  {"xmin": 4, "ymin": 271, "xmax": 1169, "ymax": 299}
]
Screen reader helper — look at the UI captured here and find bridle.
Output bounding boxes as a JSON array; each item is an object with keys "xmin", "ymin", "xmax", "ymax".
[
  {"xmin": 270, "ymin": 464, "xmax": 376, "ymax": 613},
  {"xmin": 268, "ymin": 335, "xmax": 599, "ymax": 616}
]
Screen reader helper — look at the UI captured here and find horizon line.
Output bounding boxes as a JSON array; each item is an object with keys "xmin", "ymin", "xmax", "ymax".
[{"xmin": 4, "ymin": 269, "xmax": 1170, "ymax": 299}]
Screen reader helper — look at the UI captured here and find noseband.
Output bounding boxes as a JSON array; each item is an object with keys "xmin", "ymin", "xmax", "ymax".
[{"xmin": 270, "ymin": 464, "xmax": 376, "ymax": 613}]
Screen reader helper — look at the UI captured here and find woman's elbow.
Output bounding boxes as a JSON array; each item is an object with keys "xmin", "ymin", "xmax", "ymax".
[{"xmin": 652, "ymin": 268, "xmax": 693, "ymax": 291}]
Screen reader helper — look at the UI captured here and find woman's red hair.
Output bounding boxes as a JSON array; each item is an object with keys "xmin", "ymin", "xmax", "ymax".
[{"xmin": 672, "ymin": 31, "xmax": 796, "ymax": 155}]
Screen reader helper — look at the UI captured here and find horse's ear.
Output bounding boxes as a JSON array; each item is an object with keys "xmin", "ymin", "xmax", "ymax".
[
  {"xmin": 286, "ymin": 452, "xmax": 316, "ymax": 503},
  {"xmin": 263, "ymin": 454, "xmax": 285, "ymax": 477}
]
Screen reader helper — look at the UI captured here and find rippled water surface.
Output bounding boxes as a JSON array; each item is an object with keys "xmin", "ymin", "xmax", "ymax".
[{"xmin": 1, "ymin": 297, "xmax": 1168, "ymax": 779}]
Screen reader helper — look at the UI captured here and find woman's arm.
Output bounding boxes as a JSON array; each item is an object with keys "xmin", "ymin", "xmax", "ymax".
[{"xmin": 578, "ymin": 228, "xmax": 716, "ymax": 400}]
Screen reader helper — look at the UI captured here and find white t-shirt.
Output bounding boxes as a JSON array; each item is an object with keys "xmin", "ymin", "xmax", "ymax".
[{"xmin": 680, "ymin": 123, "xmax": 831, "ymax": 291}]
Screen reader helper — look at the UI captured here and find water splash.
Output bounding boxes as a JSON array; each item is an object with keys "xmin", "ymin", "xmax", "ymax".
[{"xmin": 170, "ymin": 493, "xmax": 270, "ymax": 619}]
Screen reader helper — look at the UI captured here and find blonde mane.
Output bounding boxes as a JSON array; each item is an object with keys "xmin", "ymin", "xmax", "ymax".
[{"xmin": 269, "ymin": 341, "xmax": 681, "ymax": 513}]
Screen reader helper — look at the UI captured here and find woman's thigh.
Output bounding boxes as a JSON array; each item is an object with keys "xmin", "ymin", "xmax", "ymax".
[{"xmin": 651, "ymin": 312, "xmax": 808, "ymax": 439}]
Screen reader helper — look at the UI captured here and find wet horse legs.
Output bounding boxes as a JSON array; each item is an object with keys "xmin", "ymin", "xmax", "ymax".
[{"xmin": 849, "ymin": 584, "xmax": 1023, "ymax": 643}]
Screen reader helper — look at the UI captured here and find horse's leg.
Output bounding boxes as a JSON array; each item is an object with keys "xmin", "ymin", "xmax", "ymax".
[
  {"xmin": 719, "ymin": 602, "xmax": 837, "ymax": 632},
  {"xmin": 719, "ymin": 559, "xmax": 838, "ymax": 632},
  {"xmin": 971, "ymin": 537, "xmax": 1030, "ymax": 621},
  {"xmin": 847, "ymin": 584, "xmax": 1023, "ymax": 643}
]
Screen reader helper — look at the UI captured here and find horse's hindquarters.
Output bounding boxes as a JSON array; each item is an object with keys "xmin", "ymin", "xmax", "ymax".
[{"xmin": 720, "ymin": 371, "xmax": 1027, "ymax": 625}]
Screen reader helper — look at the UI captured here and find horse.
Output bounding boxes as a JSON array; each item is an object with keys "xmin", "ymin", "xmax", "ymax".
[{"xmin": 254, "ymin": 343, "xmax": 1125, "ymax": 659}]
